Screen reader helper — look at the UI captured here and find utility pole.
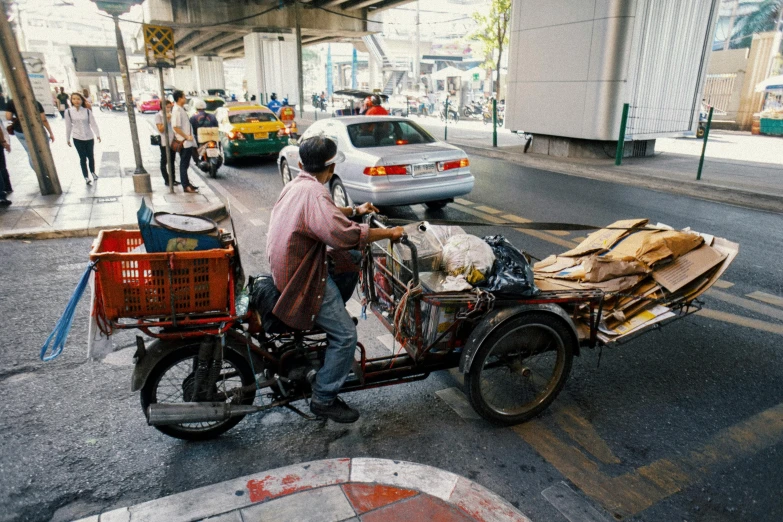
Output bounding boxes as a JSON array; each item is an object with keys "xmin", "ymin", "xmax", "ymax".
[
  {"xmin": 0, "ymin": 0, "xmax": 61, "ymax": 195},
  {"xmin": 112, "ymin": 14, "xmax": 146, "ymax": 174},
  {"xmin": 92, "ymin": 1, "xmax": 145, "ymax": 174},
  {"xmin": 414, "ymin": 1, "xmax": 420, "ymax": 89},
  {"xmin": 295, "ymin": 0, "xmax": 304, "ymax": 118}
]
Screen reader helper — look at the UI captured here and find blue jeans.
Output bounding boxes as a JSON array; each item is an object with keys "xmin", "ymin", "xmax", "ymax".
[
  {"xmin": 15, "ymin": 132, "xmax": 34, "ymax": 169},
  {"xmin": 312, "ymin": 255, "xmax": 360, "ymax": 405}
]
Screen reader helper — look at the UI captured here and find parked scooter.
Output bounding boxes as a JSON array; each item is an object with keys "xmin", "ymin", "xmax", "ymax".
[
  {"xmin": 462, "ymin": 100, "xmax": 484, "ymax": 118},
  {"xmin": 439, "ymin": 100, "xmax": 460, "ymax": 123},
  {"xmin": 482, "ymin": 102, "xmax": 505, "ymax": 126}
]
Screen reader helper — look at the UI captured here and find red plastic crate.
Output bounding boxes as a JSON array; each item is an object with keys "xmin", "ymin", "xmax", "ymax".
[{"xmin": 89, "ymin": 229, "xmax": 234, "ymax": 321}]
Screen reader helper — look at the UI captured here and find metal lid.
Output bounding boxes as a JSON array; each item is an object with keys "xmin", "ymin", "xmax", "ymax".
[{"xmin": 154, "ymin": 213, "xmax": 218, "ymax": 234}]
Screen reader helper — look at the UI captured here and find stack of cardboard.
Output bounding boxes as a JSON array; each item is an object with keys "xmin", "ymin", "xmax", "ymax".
[{"xmin": 533, "ymin": 219, "xmax": 739, "ymax": 342}]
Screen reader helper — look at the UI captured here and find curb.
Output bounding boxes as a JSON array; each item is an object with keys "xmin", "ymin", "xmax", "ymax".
[
  {"xmin": 74, "ymin": 458, "xmax": 531, "ymax": 522},
  {"xmin": 0, "ymin": 203, "xmax": 228, "ymax": 241},
  {"xmin": 457, "ymin": 143, "xmax": 783, "ymax": 214}
]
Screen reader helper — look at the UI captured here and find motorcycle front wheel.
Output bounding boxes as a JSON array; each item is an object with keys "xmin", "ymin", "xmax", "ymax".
[{"xmin": 140, "ymin": 344, "xmax": 256, "ymax": 440}]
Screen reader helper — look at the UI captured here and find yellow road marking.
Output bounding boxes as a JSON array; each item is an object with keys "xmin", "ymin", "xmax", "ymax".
[
  {"xmin": 697, "ymin": 309, "xmax": 783, "ymax": 336},
  {"xmin": 554, "ymin": 406, "xmax": 620, "ymax": 465},
  {"xmin": 500, "ymin": 214, "xmax": 530, "ymax": 224},
  {"xmin": 747, "ymin": 291, "xmax": 783, "ymax": 308},
  {"xmin": 706, "ymin": 289, "xmax": 783, "ymax": 322},
  {"xmin": 712, "ymin": 280, "xmax": 734, "ymax": 289},
  {"xmin": 515, "ymin": 228, "xmax": 578, "ymax": 249},
  {"xmin": 572, "ymin": 236, "xmax": 587, "ymax": 243},
  {"xmin": 515, "ymin": 402, "xmax": 783, "ymax": 517},
  {"xmin": 451, "ymin": 203, "xmax": 508, "ymax": 224},
  {"xmin": 474, "ymin": 205, "xmax": 503, "ymax": 214},
  {"xmin": 454, "ymin": 198, "xmax": 474, "ymax": 206}
]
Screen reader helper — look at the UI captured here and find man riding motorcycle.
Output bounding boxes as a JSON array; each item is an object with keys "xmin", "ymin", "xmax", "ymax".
[
  {"xmin": 266, "ymin": 135, "xmax": 403, "ymax": 423},
  {"xmin": 189, "ymin": 99, "xmax": 218, "ymax": 146}
]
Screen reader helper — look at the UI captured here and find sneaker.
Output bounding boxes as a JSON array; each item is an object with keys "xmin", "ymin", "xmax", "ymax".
[
  {"xmin": 310, "ymin": 396, "xmax": 359, "ymax": 423},
  {"xmin": 85, "ymin": 178, "xmax": 92, "ymax": 185},
  {"xmin": 0, "ymin": 199, "xmax": 11, "ymax": 207},
  {"xmin": 91, "ymin": 172, "xmax": 99, "ymax": 180}
]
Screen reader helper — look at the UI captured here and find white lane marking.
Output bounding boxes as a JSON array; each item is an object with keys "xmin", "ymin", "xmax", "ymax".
[
  {"xmin": 435, "ymin": 387, "xmax": 480, "ymax": 420},
  {"xmin": 746, "ymin": 291, "xmax": 783, "ymax": 308},
  {"xmin": 377, "ymin": 334, "xmax": 395, "ymax": 351},
  {"xmin": 542, "ymin": 482, "xmax": 614, "ymax": 522},
  {"xmin": 207, "ymin": 178, "xmax": 250, "ymax": 214},
  {"xmin": 346, "ymin": 298, "xmax": 363, "ymax": 318},
  {"xmin": 249, "ymin": 218, "xmax": 266, "ymax": 227}
]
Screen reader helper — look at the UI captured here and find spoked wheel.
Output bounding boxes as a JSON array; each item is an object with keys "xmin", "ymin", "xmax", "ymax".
[
  {"xmin": 280, "ymin": 159, "xmax": 293, "ymax": 185},
  {"xmin": 140, "ymin": 344, "xmax": 256, "ymax": 440},
  {"xmin": 466, "ymin": 313, "xmax": 574, "ymax": 425}
]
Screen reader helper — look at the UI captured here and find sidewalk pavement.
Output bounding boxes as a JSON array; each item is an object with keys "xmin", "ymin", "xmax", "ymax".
[
  {"xmin": 74, "ymin": 458, "xmax": 532, "ymax": 522},
  {"xmin": 298, "ymin": 107, "xmax": 783, "ymax": 213},
  {"xmin": 0, "ymin": 112, "xmax": 227, "ymax": 240}
]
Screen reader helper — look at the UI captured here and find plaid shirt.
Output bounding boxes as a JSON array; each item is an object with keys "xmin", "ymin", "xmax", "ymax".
[{"xmin": 267, "ymin": 172, "xmax": 369, "ymax": 330}]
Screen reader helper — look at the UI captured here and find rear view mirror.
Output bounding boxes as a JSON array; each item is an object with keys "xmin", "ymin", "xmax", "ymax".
[{"xmin": 288, "ymin": 138, "xmax": 299, "ymax": 146}]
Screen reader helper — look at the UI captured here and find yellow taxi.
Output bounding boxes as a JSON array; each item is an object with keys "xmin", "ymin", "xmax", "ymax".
[{"xmin": 215, "ymin": 103, "xmax": 288, "ymax": 161}]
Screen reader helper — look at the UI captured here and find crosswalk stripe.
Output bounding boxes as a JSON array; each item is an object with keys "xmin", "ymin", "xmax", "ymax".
[
  {"xmin": 707, "ymin": 289, "xmax": 783, "ymax": 322},
  {"xmin": 454, "ymin": 198, "xmax": 474, "ymax": 206},
  {"xmin": 712, "ymin": 280, "xmax": 734, "ymax": 289},
  {"xmin": 697, "ymin": 309, "xmax": 783, "ymax": 336},
  {"xmin": 346, "ymin": 299, "xmax": 363, "ymax": 318},
  {"xmin": 435, "ymin": 387, "xmax": 480, "ymax": 420},
  {"xmin": 746, "ymin": 291, "xmax": 783, "ymax": 308}
]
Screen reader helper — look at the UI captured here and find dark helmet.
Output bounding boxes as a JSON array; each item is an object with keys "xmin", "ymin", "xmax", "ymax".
[
  {"xmin": 371, "ymin": 94, "xmax": 382, "ymax": 106},
  {"xmin": 270, "ymin": 93, "xmax": 278, "ymax": 100}
]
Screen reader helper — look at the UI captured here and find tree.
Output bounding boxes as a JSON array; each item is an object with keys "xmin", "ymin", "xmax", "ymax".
[
  {"xmin": 723, "ymin": 0, "xmax": 782, "ymax": 49},
  {"xmin": 470, "ymin": 0, "xmax": 511, "ymax": 99}
]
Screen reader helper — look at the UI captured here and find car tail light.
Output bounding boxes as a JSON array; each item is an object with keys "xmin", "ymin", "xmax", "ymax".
[
  {"xmin": 277, "ymin": 128, "xmax": 291, "ymax": 138},
  {"xmin": 437, "ymin": 158, "xmax": 470, "ymax": 171},
  {"xmin": 363, "ymin": 165, "xmax": 410, "ymax": 176},
  {"xmin": 227, "ymin": 130, "xmax": 245, "ymax": 140},
  {"xmin": 395, "ymin": 139, "xmax": 408, "ymax": 145}
]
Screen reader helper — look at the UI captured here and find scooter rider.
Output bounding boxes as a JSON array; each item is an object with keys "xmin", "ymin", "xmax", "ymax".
[
  {"xmin": 189, "ymin": 99, "xmax": 218, "ymax": 147},
  {"xmin": 266, "ymin": 135, "xmax": 404, "ymax": 423},
  {"xmin": 267, "ymin": 92, "xmax": 282, "ymax": 114}
]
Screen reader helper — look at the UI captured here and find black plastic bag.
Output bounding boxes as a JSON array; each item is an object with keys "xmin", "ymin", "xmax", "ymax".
[
  {"xmin": 479, "ymin": 236, "xmax": 539, "ymax": 297},
  {"xmin": 248, "ymin": 275, "xmax": 290, "ymax": 334}
]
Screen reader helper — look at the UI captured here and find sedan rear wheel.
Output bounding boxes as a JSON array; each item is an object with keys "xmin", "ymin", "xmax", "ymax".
[
  {"xmin": 331, "ymin": 177, "xmax": 350, "ymax": 207},
  {"xmin": 425, "ymin": 200, "xmax": 449, "ymax": 210},
  {"xmin": 280, "ymin": 159, "xmax": 293, "ymax": 185}
]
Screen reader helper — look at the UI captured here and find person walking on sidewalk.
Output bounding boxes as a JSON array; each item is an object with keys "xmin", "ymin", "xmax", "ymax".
[
  {"xmin": 0, "ymin": 122, "xmax": 11, "ymax": 206},
  {"xmin": 81, "ymin": 89, "xmax": 93, "ymax": 110},
  {"xmin": 171, "ymin": 90, "xmax": 198, "ymax": 193},
  {"xmin": 65, "ymin": 92, "xmax": 101, "ymax": 185},
  {"xmin": 155, "ymin": 99, "xmax": 179, "ymax": 186},
  {"xmin": 267, "ymin": 135, "xmax": 404, "ymax": 423},
  {"xmin": 4, "ymin": 97, "xmax": 55, "ymax": 170},
  {"xmin": 56, "ymin": 88, "xmax": 69, "ymax": 118}
]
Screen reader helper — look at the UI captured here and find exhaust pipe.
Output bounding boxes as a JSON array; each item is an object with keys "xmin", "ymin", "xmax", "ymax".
[{"xmin": 147, "ymin": 403, "xmax": 261, "ymax": 426}]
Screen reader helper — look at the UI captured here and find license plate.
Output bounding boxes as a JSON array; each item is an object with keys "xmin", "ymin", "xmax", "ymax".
[
  {"xmin": 412, "ymin": 163, "xmax": 436, "ymax": 176},
  {"xmin": 253, "ymin": 132, "xmax": 268, "ymax": 140},
  {"xmin": 206, "ymin": 148, "xmax": 220, "ymax": 158}
]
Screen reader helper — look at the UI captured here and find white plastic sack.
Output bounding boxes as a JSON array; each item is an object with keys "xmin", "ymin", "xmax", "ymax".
[
  {"xmin": 429, "ymin": 224, "xmax": 466, "ymax": 247},
  {"xmin": 441, "ymin": 234, "xmax": 496, "ymax": 285},
  {"xmin": 87, "ymin": 271, "xmax": 114, "ymax": 361}
]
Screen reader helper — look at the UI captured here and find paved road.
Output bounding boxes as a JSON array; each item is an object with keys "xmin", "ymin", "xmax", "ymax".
[{"xmin": 1, "ymin": 152, "xmax": 782, "ymax": 522}]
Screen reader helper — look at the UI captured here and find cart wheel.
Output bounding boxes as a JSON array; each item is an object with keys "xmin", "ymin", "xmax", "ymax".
[
  {"xmin": 140, "ymin": 343, "xmax": 256, "ymax": 441},
  {"xmin": 696, "ymin": 126, "xmax": 705, "ymax": 139},
  {"xmin": 465, "ymin": 313, "xmax": 574, "ymax": 425}
]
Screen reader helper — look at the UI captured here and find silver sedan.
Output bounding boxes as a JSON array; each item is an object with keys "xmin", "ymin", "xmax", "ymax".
[{"xmin": 277, "ymin": 116, "xmax": 474, "ymax": 209}]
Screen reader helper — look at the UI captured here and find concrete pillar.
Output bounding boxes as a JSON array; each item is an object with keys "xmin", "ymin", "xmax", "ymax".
[
  {"xmin": 192, "ymin": 55, "xmax": 225, "ymax": 94},
  {"xmin": 368, "ymin": 54, "xmax": 379, "ymax": 91},
  {"xmin": 244, "ymin": 33, "xmax": 300, "ymax": 106}
]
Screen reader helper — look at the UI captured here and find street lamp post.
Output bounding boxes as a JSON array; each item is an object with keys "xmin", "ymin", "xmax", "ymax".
[{"xmin": 91, "ymin": 0, "xmax": 147, "ymax": 175}]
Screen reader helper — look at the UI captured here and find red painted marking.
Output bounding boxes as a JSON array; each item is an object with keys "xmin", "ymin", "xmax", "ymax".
[
  {"xmin": 281, "ymin": 474, "xmax": 300, "ymax": 486},
  {"xmin": 246, "ymin": 475, "xmax": 308, "ymax": 503},
  {"xmin": 342, "ymin": 483, "xmax": 419, "ymax": 514},
  {"xmin": 360, "ymin": 494, "xmax": 475, "ymax": 522}
]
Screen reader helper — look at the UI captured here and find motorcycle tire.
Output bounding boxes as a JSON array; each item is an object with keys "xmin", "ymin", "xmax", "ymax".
[
  {"xmin": 140, "ymin": 343, "xmax": 256, "ymax": 441},
  {"xmin": 209, "ymin": 162, "xmax": 218, "ymax": 179}
]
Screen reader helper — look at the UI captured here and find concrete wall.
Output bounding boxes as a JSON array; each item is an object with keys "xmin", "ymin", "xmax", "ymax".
[
  {"xmin": 506, "ymin": 0, "xmax": 719, "ymax": 145},
  {"xmin": 737, "ymin": 32, "xmax": 776, "ymax": 129},
  {"xmin": 704, "ymin": 49, "xmax": 748, "ymax": 122},
  {"xmin": 192, "ymin": 56, "xmax": 225, "ymax": 93}
]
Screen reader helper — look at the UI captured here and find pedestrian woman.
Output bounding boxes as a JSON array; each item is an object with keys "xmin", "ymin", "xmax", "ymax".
[{"xmin": 65, "ymin": 92, "xmax": 101, "ymax": 185}]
